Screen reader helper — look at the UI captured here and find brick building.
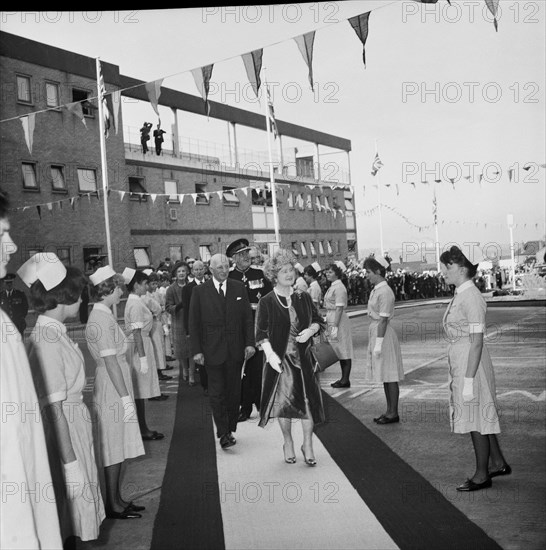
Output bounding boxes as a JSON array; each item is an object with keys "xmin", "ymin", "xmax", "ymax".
[{"xmin": 0, "ymin": 31, "xmax": 355, "ymax": 276}]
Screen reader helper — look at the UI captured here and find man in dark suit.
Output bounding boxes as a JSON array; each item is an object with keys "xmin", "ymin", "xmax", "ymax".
[
  {"xmin": 189, "ymin": 254, "xmax": 255, "ymax": 449},
  {"xmin": 0, "ymin": 273, "xmax": 29, "ymax": 335},
  {"xmin": 182, "ymin": 260, "xmax": 208, "ymax": 394}
]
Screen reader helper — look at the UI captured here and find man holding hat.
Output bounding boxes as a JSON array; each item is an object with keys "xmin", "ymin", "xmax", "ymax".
[
  {"xmin": 0, "ymin": 272, "xmax": 29, "ymax": 335},
  {"xmin": 227, "ymin": 238, "xmax": 272, "ymax": 422}
]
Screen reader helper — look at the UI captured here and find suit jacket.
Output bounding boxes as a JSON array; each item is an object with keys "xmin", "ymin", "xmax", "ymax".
[
  {"xmin": 182, "ymin": 279, "xmax": 206, "ymax": 335},
  {"xmin": 0, "ymin": 289, "xmax": 29, "ymax": 333},
  {"xmin": 189, "ymin": 278, "xmax": 255, "ymax": 366}
]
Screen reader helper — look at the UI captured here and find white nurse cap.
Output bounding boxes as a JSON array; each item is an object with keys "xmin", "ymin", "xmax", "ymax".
[
  {"xmin": 122, "ymin": 267, "xmax": 136, "ymax": 285},
  {"xmin": 17, "ymin": 252, "xmax": 67, "ymax": 291},
  {"xmin": 89, "ymin": 265, "xmax": 116, "ymax": 286}
]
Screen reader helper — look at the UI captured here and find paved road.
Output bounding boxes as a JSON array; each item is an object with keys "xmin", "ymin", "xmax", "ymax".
[{"xmin": 77, "ymin": 302, "xmax": 545, "ymax": 550}]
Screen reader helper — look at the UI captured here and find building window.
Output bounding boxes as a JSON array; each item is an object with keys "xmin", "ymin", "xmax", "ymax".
[
  {"xmin": 327, "ymin": 241, "xmax": 333, "ymax": 255},
  {"xmin": 133, "ymin": 247, "xmax": 151, "ymax": 267},
  {"xmin": 164, "ymin": 180, "xmax": 178, "ymax": 202},
  {"xmin": 22, "ymin": 162, "xmax": 38, "ymax": 189},
  {"xmin": 296, "ymin": 193, "xmax": 304, "ymax": 210},
  {"xmin": 287, "ymin": 191, "xmax": 294, "ymax": 209},
  {"xmin": 199, "ymin": 245, "xmax": 212, "ymax": 262},
  {"xmin": 83, "ymin": 247, "xmax": 106, "ymax": 273},
  {"xmin": 291, "ymin": 242, "xmax": 299, "ymax": 257},
  {"xmin": 306, "ymin": 194, "xmax": 313, "ymax": 210},
  {"xmin": 315, "ymin": 196, "xmax": 322, "ymax": 211},
  {"xmin": 45, "ymin": 82, "xmax": 60, "ymax": 108},
  {"xmin": 77, "ymin": 168, "xmax": 97, "ymax": 193},
  {"xmin": 195, "ymin": 183, "xmax": 209, "ymax": 205},
  {"xmin": 345, "ymin": 211, "xmax": 356, "ymax": 230},
  {"xmin": 169, "ymin": 246, "xmax": 182, "ymax": 262},
  {"xmin": 318, "ymin": 241, "xmax": 325, "ymax": 255},
  {"xmin": 344, "ymin": 190, "xmax": 354, "ymax": 211},
  {"xmin": 323, "ymin": 196, "xmax": 331, "ymax": 211},
  {"xmin": 72, "ymin": 88, "xmax": 94, "ymax": 117},
  {"xmin": 27, "ymin": 247, "xmax": 43, "ymax": 259},
  {"xmin": 300, "ymin": 242, "xmax": 308, "ymax": 257},
  {"xmin": 222, "ymin": 186, "xmax": 240, "ymax": 206},
  {"xmin": 50, "ymin": 165, "xmax": 66, "ymax": 191},
  {"xmin": 129, "ymin": 176, "xmax": 147, "ymax": 201},
  {"xmin": 57, "ymin": 247, "xmax": 71, "ymax": 266},
  {"xmin": 251, "ymin": 187, "xmax": 272, "ymax": 207},
  {"xmin": 296, "ymin": 156, "xmax": 314, "ymax": 179},
  {"xmin": 309, "ymin": 241, "xmax": 317, "ymax": 256},
  {"xmin": 16, "ymin": 75, "xmax": 32, "ymax": 103},
  {"xmin": 251, "ymin": 187, "xmax": 274, "ymax": 229}
]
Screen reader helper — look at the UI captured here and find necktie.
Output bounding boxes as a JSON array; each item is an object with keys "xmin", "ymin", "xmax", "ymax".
[{"xmin": 219, "ymin": 282, "xmax": 224, "ymax": 298}]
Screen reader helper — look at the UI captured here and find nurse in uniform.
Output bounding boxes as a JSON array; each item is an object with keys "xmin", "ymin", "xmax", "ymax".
[
  {"xmin": 87, "ymin": 266, "xmax": 146, "ymax": 519},
  {"xmin": 440, "ymin": 246, "xmax": 511, "ymax": 492},
  {"xmin": 364, "ymin": 256, "xmax": 404, "ymax": 424}
]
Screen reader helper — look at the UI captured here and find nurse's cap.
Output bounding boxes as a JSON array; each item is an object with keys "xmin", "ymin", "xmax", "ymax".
[
  {"xmin": 334, "ymin": 260, "xmax": 347, "ymax": 273},
  {"xmin": 122, "ymin": 267, "xmax": 136, "ymax": 285},
  {"xmin": 17, "ymin": 252, "xmax": 67, "ymax": 291},
  {"xmin": 142, "ymin": 268, "xmax": 153, "ymax": 276},
  {"xmin": 90, "ymin": 265, "xmax": 116, "ymax": 286},
  {"xmin": 294, "ymin": 262, "xmax": 304, "ymax": 274},
  {"xmin": 311, "ymin": 262, "xmax": 322, "ymax": 273},
  {"xmin": 376, "ymin": 256, "xmax": 390, "ymax": 269}
]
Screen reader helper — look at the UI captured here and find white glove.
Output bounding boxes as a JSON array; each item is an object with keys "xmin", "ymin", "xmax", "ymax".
[
  {"xmin": 63, "ymin": 460, "xmax": 86, "ymax": 500},
  {"xmin": 296, "ymin": 328, "xmax": 315, "ymax": 343},
  {"xmin": 261, "ymin": 341, "xmax": 282, "ymax": 373},
  {"xmin": 121, "ymin": 395, "xmax": 137, "ymax": 423},
  {"xmin": 329, "ymin": 326, "xmax": 338, "ymax": 340},
  {"xmin": 462, "ymin": 377, "xmax": 474, "ymax": 402},
  {"xmin": 373, "ymin": 337, "xmax": 384, "ymax": 357},
  {"xmin": 139, "ymin": 356, "xmax": 149, "ymax": 374}
]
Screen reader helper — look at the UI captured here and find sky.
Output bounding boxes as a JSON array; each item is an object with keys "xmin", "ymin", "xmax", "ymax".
[{"xmin": 1, "ymin": 1, "xmax": 545, "ymax": 264}]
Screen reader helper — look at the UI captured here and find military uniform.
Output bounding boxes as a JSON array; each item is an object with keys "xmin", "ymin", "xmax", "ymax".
[{"xmin": 0, "ymin": 285, "xmax": 29, "ymax": 335}]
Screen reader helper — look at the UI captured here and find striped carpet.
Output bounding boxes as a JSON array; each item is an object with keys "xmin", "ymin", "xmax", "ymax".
[{"xmin": 151, "ymin": 379, "xmax": 502, "ymax": 550}]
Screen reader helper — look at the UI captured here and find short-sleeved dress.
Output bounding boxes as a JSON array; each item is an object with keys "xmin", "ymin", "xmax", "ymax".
[
  {"xmin": 1, "ymin": 308, "xmax": 63, "ymax": 550},
  {"xmin": 443, "ymin": 280, "xmax": 500, "ymax": 434},
  {"xmin": 142, "ymin": 292, "xmax": 166, "ymax": 371},
  {"xmin": 307, "ymin": 280, "xmax": 322, "ymax": 306},
  {"xmin": 366, "ymin": 281, "xmax": 404, "ymax": 383},
  {"xmin": 86, "ymin": 303, "xmax": 145, "ymax": 467},
  {"xmin": 323, "ymin": 279, "xmax": 353, "ymax": 360},
  {"xmin": 124, "ymin": 293, "xmax": 160, "ymax": 399},
  {"xmin": 27, "ymin": 314, "xmax": 105, "ymax": 542}
]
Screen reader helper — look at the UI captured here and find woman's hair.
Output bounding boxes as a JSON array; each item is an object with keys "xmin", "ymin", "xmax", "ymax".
[
  {"xmin": 325, "ymin": 263, "xmax": 344, "ymax": 280},
  {"xmin": 263, "ymin": 248, "xmax": 296, "ymax": 283},
  {"xmin": 363, "ymin": 257, "xmax": 386, "ymax": 278},
  {"xmin": 171, "ymin": 261, "xmax": 190, "ymax": 279},
  {"xmin": 0, "ymin": 187, "xmax": 10, "ymax": 218},
  {"xmin": 440, "ymin": 246, "xmax": 478, "ymax": 278},
  {"xmin": 89, "ymin": 273, "xmax": 125, "ymax": 302},
  {"xmin": 303, "ymin": 265, "xmax": 317, "ymax": 279},
  {"xmin": 30, "ymin": 266, "xmax": 87, "ymax": 313},
  {"xmin": 148, "ymin": 272, "xmax": 160, "ymax": 283},
  {"xmin": 127, "ymin": 269, "xmax": 149, "ymax": 293}
]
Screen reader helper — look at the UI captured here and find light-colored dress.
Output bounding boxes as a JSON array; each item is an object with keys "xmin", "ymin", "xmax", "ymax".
[
  {"xmin": 323, "ymin": 279, "xmax": 353, "ymax": 360},
  {"xmin": 142, "ymin": 291, "xmax": 166, "ymax": 371},
  {"xmin": 366, "ymin": 281, "xmax": 404, "ymax": 383},
  {"xmin": 307, "ymin": 279, "xmax": 322, "ymax": 306},
  {"xmin": 443, "ymin": 280, "xmax": 500, "ymax": 434},
  {"xmin": 27, "ymin": 314, "xmax": 105, "ymax": 542},
  {"xmin": 86, "ymin": 303, "xmax": 145, "ymax": 467},
  {"xmin": 124, "ymin": 294, "xmax": 160, "ymax": 399},
  {"xmin": 1, "ymin": 309, "xmax": 63, "ymax": 550}
]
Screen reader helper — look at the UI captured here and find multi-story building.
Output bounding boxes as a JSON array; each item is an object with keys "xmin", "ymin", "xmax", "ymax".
[{"xmin": 0, "ymin": 31, "xmax": 355, "ymax": 276}]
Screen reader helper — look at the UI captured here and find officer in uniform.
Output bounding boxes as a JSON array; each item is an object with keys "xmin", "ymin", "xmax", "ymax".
[
  {"xmin": 227, "ymin": 238, "xmax": 272, "ymax": 422},
  {"xmin": 0, "ymin": 272, "xmax": 29, "ymax": 336}
]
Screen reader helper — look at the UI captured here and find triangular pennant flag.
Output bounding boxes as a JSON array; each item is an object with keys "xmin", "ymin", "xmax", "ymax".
[
  {"xmin": 150, "ymin": 194, "xmax": 157, "ymax": 203},
  {"xmin": 448, "ymin": 177, "xmax": 455, "ymax": 189},
  {"xmin": 46, "ymin": 202, "xmax": 53, "ymax": 212},
  {"xmin": 144, "ymin": 79, "xmax": 164, "ymax": 116},
  {"xmin": 522, "ymin": 163, "xmax": 532, "ymax": 171},
  {"xmin": 179, "ymin": 194, "xmax": 184, "ymax": 205},
  {"xmin": 191, "ymin": 193, "xmax": 198, "ymax": 204},
  {"xmin": 485, "ymin": 0, "xmax": 500, "ymax": 31},
  {"xmin": 478, "ymin": 173, "xmax": 484, "ymax": 185},
  {"xmin": 395, "ymin": 184, "xmax": 400, "ymax": 196},
  {"xmin": 294, "ymin": 32, "xmax": 316, "ymax": 91},
  {"xmin": 216, "ymin": 190, "xmax": 223, "ymax": 199},
  {"xmin": 36, "ymin": 205, "xmax": 41, "ymax": 218},
  {"xmin": 111, "ymin": 90, "xmax": 121, "ymax": 134},
  {"xmin": 192, "ymin": 65, "xmax": 214, "ymax": 116},
  {"xmin": 348, "ymin": 12, "xmax": 371, "ymax": 67},
  {"xmin": 241, "ymin": 187, "xmax": 249, "ymax": 197},
  {"xmin": 119, "ymin": 191, "xmax": 126, "ymax": 202},
  {"xmin": 410, "ymin": 181, "xmax": 416, "ymax": 189},
  {"xmin": 65, "ymin": 102, "xmax": 87, "ymax": 127},
  {"xmin": 241, "ymin": 49, "xmax": 263, "ymax": 99},
  {"xmin": 20, "ymin": 113, "xmax": 36, "ymax": 155},
  {"xmin": 508, "ymin": 168, "xmax": 514, "ymax": 182},
  {"xmin": 70, "ymin": 197, "xmax": 76, "ymax": 209}
]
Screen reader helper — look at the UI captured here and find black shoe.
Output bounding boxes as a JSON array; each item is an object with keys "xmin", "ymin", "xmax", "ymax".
[
  {"xmin": 489, "ymin": 464, "xmax": 512, "ymax": 478},
  {"xmin": 331, "ymin": 380, "xmax": 350, "ymax": 388},
  {"xmin": 373, "ymin": 414, "xmax": 386, "ymax": 423},
  {"xmin": 127, "ymin": 502, "xmax": 146, "ymax": 512},
  {"xmin": 149, "ymin": 393, "xmax": 169, "ymax": 401},
  {"xmin": 375, "ymin": 415, "xmax": 400, "ymax": 425},
  {"xmin": 165, "ymin": 356, "xmax": 175, "ymax": 362},
  {"xmin": 158, "ymin": 373, "xmax": 173, "ymax": 380},
  {"xmin": 456, "ymin": 478, "xmax": 492, "ymax": 492},
  {"xmin": 106, "ymin": 506, "xmax": 142, "ymax": 519},
  {"xmin": 141, "ymin": 431, "xmax": 165, "ymax": 441},
  {"xmin": 220, "ymin": 434, "xmax": 235, "ymax": 449},
  {"xmin": 238, "ymin": 413, "xmax": 250, "ymax": 422}
]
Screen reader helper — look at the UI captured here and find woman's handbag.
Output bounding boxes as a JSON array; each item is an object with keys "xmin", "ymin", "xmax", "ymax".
[{"xmin": 310, "ymin": 333, "xmax": 339, "ymax": 372}]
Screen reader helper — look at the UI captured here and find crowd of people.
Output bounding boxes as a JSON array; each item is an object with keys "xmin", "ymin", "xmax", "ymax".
[{"xmin": 1, "ymin": 184, "xmax": 514, "ymax": 549}]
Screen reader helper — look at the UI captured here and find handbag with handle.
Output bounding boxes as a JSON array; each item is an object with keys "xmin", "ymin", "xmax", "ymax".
[{"xmin": 310, "ymin": 333, "xmax": 339, "ymax": 373}]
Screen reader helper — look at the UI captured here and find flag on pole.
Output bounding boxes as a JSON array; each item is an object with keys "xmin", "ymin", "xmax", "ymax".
[
  {"xmin": 432, "ymin": 188, "xmax": 438, "ymax": 224},
  {"xmin": 266, "ymin": 84, "xmax": 278, "ymax": 139},
  {"xmin": 370, "ymin": 152, "xmax": 383, "ymax": 176},
  {"xmin": 98, "ymin": 61, "xmax": 112, "ymax": 138}
]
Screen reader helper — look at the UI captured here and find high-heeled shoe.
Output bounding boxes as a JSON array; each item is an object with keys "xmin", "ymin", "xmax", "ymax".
[
  {"xmin": 301, "ymin": 446, "xmax": 317, "ymax": 467},
  {"xmin": 283, "ymin": 443, "xmax": 296, "ymax": 464}
]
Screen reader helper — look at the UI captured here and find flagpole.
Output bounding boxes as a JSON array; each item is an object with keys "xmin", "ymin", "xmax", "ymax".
[
  {"xmin": 433, "ymin": 183, "xmax": 441, "ymax": 272},
  {"xmin": 96, "ymin": 57, "xmax": 116, "ymax": 315},
  {"xmin": 375, "ymin": 140, "xmax": 385, "ymax": 256},
  {"xmin": 263, "ymin": 73, "xmax": 280, "ymax": 247}
]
